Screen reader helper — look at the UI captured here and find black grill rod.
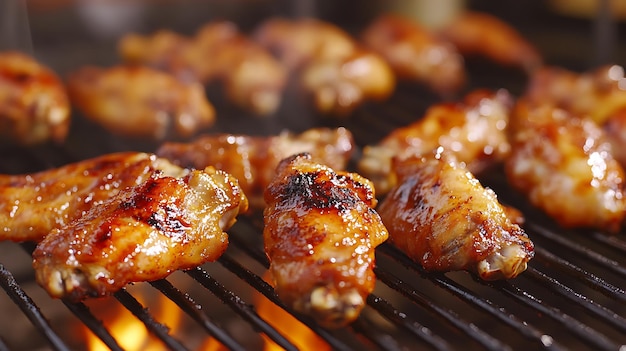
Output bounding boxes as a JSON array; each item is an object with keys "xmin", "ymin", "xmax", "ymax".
[
  {"xmin": 148, "ymin": 279, "xmax": 248, "ymax": 351},
  {"xmin": 61, "ymin": 300, "xmax": 124, "ymax": 351},
  {"xmin": 525, "ymin": 266, "xmax": 626, "ymax": 334},
  {"xmin": 185, "ymin": 266, "xmax": 299, "ymax": 351},
  {"xmin": 590, "ymin": 232, "xmax": 626, "ymax": 254},
  {"xmin": 534, "ymin": 247, "xmax": 626, "ymax": 303},
  {"xmin": 487, "ymin": 280, "xmax": 623, "ymax": 351},
  {"xmin": 528, "ymin": 223, "xmax": 626, "ymax": 278},
  {"xmin": 366, "ymin": 294, "xmax": 453, "ymax": 351},
  {"xmin": 379, "ymin": 244, "xmax": 565, "ymax": 351},
  {"xmin": 215, "ymin": 254, "xmax": 355, "ymax": 351},
  {"xmin": 350, "ymin": 316, "xmax": 406, "ymax": 351},
  {"xmin": 230, "ymin": 227, "xmax": 450, "ymax": 350},
  {"xmin": 113, "ymin": 288, "xmax": 190, "ymax": 351},
  {"xmin": 0, "ymin": 264, "xmax": 70, "ymax": 351},
  {"xmin": 374, "ymin": 268, "xmax": 512, "ymax": 351}
]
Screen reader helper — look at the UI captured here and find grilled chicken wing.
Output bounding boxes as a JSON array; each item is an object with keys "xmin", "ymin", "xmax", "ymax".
[
  {"xmin": 0, "ymin": 152, "xmax": 186, "ymax": 243},
  {"xmin": 505, "ymin": 100, "xmax": 626, "ymax": 233},
  {"xmin": 33, "ymin": 165, "xmax": 248, "ymax": 301},
  {"xmin": 440, "ymin": 11, "xmax": 542, "ymax": 73},
  {"xmin": 67, "ymin": 65, "xmax": 215, "ymax": 139},
  {"xmin": 156, "ymin": 127, "xmax": 355, "ymax": 209},
  {"xmin": 263, "ymin": 153, "xmax": 388, "ymax": 328},
  {"xmin": 0, "ymin": 51, "xmax": 70, "ymax": 145},
  {"xmin": 358, "ymin": 89, "xmax": 513, "ymax": 195},
  {"xmin": 254, "ymin": 17, "xmax": 395, "ymax": 115},
  {"xmin": 377, "ymin": 156, "xmax": 534, "ymax": 280},
  {"xmin": 525, "ymin": 64, "xmax": 626, "ymax": 125},
  {"xmin": 361, "ymin": 14, "xmax": 465, "ymax": 95},
  {"xmin": 120, "ymin": 21, "xmax": 287, "ymax": 116}
]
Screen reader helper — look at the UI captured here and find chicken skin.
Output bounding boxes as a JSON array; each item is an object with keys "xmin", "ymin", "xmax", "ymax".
[
  {"xmin": 0, "ymin": 51, "xmax": 70, "ymax": 145},
  {"xmin": 361, "ymin": 14, "xmax": 466, "ymax": 95},
  {"xmin": 440, "ymin": 11, "xmax": 542, "ymax": 73},
  {"xmin": 67, "ymin": 65, "xmax": 215, "ymax": 139},
  {"xmin": 505, "ymin": 101, "xmax": 626, "ymax": 233},
  {"xmin": 120, "ymin": 21, "xmax": 288, "ymax": 116},
  {"xmin": 358, "ymin": 89, "xmax": 513, "ymax": 195},
  {"xmin": 263, "ymin": 153, "xmax": 388, "ymax": 328},
  {"xmin": 377, "ymin": 156, "xmax": 534, "ymax": 280},
  {"xmin": 157, "ymin": 127, "xmax": 355, "ymax": 209},
  {"xmin": 0, "ymin": 152, "xmax": 187, "ymax": 243},
  {"xmin": 33, "ymin": 165, "xmax": 248, "ymax": 301}
]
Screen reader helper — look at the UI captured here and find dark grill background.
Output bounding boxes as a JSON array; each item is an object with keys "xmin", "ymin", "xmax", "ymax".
[{"xmin": 1, "ymin": 1, "xmax": 626, "ymax": 350}]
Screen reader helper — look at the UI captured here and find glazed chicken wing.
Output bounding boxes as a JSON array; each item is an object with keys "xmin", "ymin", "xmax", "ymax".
[
  {"xmin": 505, "ymin": 101, "xmax": 626, "ymax": 233},
  {"xmin": 0, "ymin": 152, "xmax": 187, "ymax": 243},
  {"xmin": 156, "ymin": 127, "xmax": 355, "ymax": 208},
  {"xmin": 67, "ymin": 65, "xmax": 215, "ymax": 139},
  {"xmin": 440, "ymin": 11, "xmax": 542, "ymax": 73},
  {"xmin": 361, "ymin": 14, "xmax": 466, "ymax": 95},
  {"xmin": 263, "ymin": 153, "xmax": 388, "ymax": 328},
  {"xmin": 358, "ymin": 89, "xmax": 513, "ymax": 195},
  {"xmin": 0, "ymin": 51, "xmax": 70, "ymax": 145},
  {"xmin": 33, "ymin": 165, "xmax": 248, "ymax": 301},
  {"xmin": 377, "ymin": 156, "xmax": 534, "ymax": 280}
]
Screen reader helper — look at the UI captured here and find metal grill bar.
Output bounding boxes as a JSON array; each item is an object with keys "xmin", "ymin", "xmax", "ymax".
[
  {"xmin": 185, "ymin": 266, "xmax": 299, "ymax": 351},
  {"xmin": 0, "ymin": 264, "xmax": 70, "ymax": 351},
  {"xmin": 148, "ymin": 279, "xmax": 247, "ymax": 351},
  {"xmin": 61, "ymin": 301, "xmax": 124, "ymax": 351}
]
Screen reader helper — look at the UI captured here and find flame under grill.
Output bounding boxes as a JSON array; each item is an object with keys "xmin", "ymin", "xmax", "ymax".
[{"xmin": 1, "ymin": 2, "xmax": 626, "ymax": 350}]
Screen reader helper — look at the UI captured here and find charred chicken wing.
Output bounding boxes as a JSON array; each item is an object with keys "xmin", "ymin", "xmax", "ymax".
[
  {"xmin": 263, "ymin": 153, "xmax": 388, "ymax": 328},
  {"xmin": 33, "ymin": 165, "xmax": 248, "ymax": 301},
  {"xmin": 157, "ymin": 127, "xmax": 355, "ymax": 208},
  {"xmin": 505, "ymin": 101, "xmax": 626, "ymax": 233},
  {"xmin": 0, "ymin": 51, "xmax": 70, "ymax": 145},
  {"xmin": 377, "ymin": 156, "xmax": 534, "ymax": 280},
  {"xmin": 440, "ymin": 11, "xmax": 542, "ymax": 73},
  {"xmin": 361, "ymin": 14, "xmax": 466, "ymax": 95},
  {"xmin": 67, "ymin": 65, "xmax": 215, "ymax": 139},
  {"xmin": 358, "ymin": 89, "xmax": 513, "ymax": 195},
  {"xmin": 0, "ymin": 152, "xmax": 187, "ymax": 243}
]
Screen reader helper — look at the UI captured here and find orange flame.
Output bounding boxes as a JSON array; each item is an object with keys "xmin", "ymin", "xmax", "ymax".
[
  {"xmin": 256, "ymin": 271, "xmax": 330, "ymax": 351},
  {"xmin": 81, "ymin": 285, "xmax": 183, "ymax": 351}
]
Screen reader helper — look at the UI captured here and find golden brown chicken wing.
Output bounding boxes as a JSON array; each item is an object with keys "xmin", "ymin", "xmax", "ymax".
[
  {"xmin": 0, "ymin": 152, "xmax": 186, "ymax": 243},
  {"xmin": 263, "ymin": 153, "xmax": 388, "ymax": 328},
  {"xmin": 66, "ymin": 65, "xmax": 215, "ymax": 139},
  {"xmin": 156, "ymin": 127, "xmax": 355, "ymax": 208},
  {"xmin": 120, "ymin": 21, "xmax": 288, "ymax": 116},
  {"xmin": 358, "ymin": 89, "xmax": 513, "ymax": 195},
  {"xmin": 0, "ymin": 51, "xmax": 70, "ymax": 145},
  {"xmin": 361, "ymin": 14, "xmax": 466, "ymax": 95},
  {"xmin": 505, "ymin": 100, "xmax": 626, "ymax": 233},
  {"xmin": 32, "ymin": 165, "xmax": 248, "ymax": 301},
  {"xmin": 377, "ymin": 156, "xmax": 534, "ymax": 280},
  {"xmin": 440, "ymin": 11, "xmax": 542, "ymax": 73}
]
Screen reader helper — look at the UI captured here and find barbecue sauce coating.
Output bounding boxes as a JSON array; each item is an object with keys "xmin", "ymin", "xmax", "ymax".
[
  {"xmin": 33, "ymin": 166, "xmax": 248, "ymax": 301},
  {"xmin": 263, "ymin": 153, "xmax": 388, "ymax": 328},
  {"xmin": 377, "ymin": 157, "xmax": 534, "ymax": 280},
  {"xmin": 0, "ymin": 51, "xmax": 70, "ymax": 145},
  {"xmin": 0, "ymin": 152, "xmax": 187, "ymax": 243}
]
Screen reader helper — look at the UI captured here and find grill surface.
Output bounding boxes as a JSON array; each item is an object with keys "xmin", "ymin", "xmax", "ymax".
[{"xmin": 1, "ymin": 1, "xmax": 626, "ymax": 350}]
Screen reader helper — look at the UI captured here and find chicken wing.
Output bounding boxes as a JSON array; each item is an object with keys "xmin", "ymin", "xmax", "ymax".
[
  {"xmin": 377, "ymin": 156, "xmax": 534, "ymax": 280},
  {"xmin": 505, "ymin": 100, "xmax": 626, "ymax": 233},
  {"xmin": 33, "ymin": 165, "xmax": 247, "ymax": 301},
  {"xmin": 524, "ymin": 64, "xmax": 626, "ymax": 125},
  {"xmin": 361, "ymin": 14, "xmax": 466, "ymax": 95},
  {"xmin": 263, "ymin": 153, "xmax": 388, "ymax": 328},
  {"xmin": 439, "ymin": 11, "xmax": 542, "ymax": 73},
  {"xmin": 119, "ymin": 21, "xmax": 288, "ymax": 116},
  {"xmin": 0, "ymin": 51, "xmax": 70, "ymax": 145},
  {"xmin": 358, "ymin": 89, "xmax": 513, "ymax": 195},
  {"xmin": 66, "ymin": 65, "xmax": 215, "ymax": 139},
  {"xmin": 0, "ymin": 152, "xmax": 186, "ymax": 243},
  {"xmin": 156, "ymin": 127, "xmax": 355, "ymax": 209}
]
